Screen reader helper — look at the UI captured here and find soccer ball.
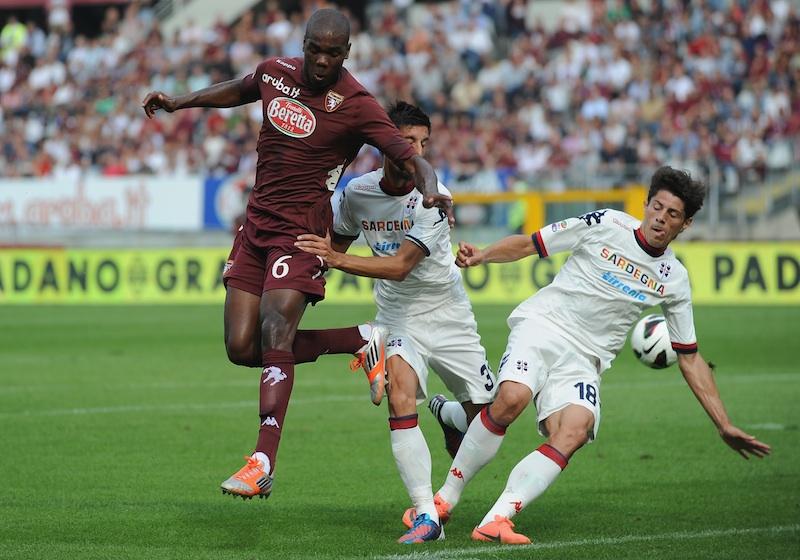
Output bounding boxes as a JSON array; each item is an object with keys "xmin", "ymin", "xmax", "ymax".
[{"xmin": 630, "ymin": 314, "xmax": 677, "ymax": 369}]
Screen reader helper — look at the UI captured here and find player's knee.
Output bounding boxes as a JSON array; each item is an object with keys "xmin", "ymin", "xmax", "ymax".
[
  {"xmin": 550, "ymin": 425, "xmax": 591, "ymax": 456},
  {"xmin": 224, "ymin": 335, "xmax": 256, "ymax": 366},
  {"xmin": 490, "ymin": 382, "xmax": 531, "ymax": 424},
  {"xmin": 260, "ymin": 309, "xmax": 295, "ymax": 351}
]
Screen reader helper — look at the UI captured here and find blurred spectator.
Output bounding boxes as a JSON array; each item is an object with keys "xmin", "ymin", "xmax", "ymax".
[{"xmin": 0, "ymin": 0, "xmax": 796, "ymax": 196}]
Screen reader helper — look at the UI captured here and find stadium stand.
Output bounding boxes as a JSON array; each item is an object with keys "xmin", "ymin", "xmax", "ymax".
[{"xmin": 0, "ymin": 0, "xmax": 797, "ymax": 202}]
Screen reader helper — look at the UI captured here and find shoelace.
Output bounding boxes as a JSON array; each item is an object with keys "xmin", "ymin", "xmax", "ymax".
[
  {"xmin": 349, "ymin": 354, "xmax": 364, "ymax": 372},
  {"xmin": 238, "ymin": 456, "xmax": 262, "ymax": 478}
]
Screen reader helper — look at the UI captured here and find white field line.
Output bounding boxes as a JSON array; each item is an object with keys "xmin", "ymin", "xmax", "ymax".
[
  {"xmin": 0, "ymin": 395, "xmax": 364, "ymax": 418},
  {"xmin": 374, "ymin": 524, "xmax": 800, "ymax": 560},
  {"xmin": 1, "ymin": 371, "xmax": 797, "ymax": 396}
]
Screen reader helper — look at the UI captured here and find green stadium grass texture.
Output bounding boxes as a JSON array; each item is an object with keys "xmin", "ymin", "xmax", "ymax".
[{"xmin": 1, "ymin": 305, "xmax": 797, "ymax": 559}]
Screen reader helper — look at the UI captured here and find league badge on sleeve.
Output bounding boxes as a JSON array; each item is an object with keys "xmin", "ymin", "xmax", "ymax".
[{"xmin": 325, "ymin": 90, "xmax": 344, "ymax": 112}]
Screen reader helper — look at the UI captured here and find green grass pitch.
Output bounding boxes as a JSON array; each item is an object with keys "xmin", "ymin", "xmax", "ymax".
[{"xmin": 1, "ymin": 304, "xmax": 798, "ymax": 559}]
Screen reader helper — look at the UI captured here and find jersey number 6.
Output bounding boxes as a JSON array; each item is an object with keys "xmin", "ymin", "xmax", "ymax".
[{"xmin": 272, "ymin": 255, "xmax": 292, "ymax": 279}]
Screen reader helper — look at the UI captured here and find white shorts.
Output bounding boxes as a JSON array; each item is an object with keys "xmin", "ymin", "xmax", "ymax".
[
  {"xmin": 497, "ymin": 317, "xmax": 602, "ymax": 441},
  {"xmin": 375, "ymin": 298, "xmax": 496, "ymax": 405}
]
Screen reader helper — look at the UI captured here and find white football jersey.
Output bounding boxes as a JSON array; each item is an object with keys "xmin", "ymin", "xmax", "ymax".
[
  {"xmin": 333, "ymin": 169, "xmax": 466, "ymax": 317},
  {"xmin": 511, "ymin": 208, "xmax": 697, "ymax": 372}
]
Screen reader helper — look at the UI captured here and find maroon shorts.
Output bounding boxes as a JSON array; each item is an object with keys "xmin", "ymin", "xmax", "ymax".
[{"xmin": 222, "ymin": 223, "xmax": 327, "ymax": 303}]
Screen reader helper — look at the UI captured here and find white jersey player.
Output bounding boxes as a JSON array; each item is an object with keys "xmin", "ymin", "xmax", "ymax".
[
  {"xmin": 420, "ymin": 166, "xmax": 771, "ymax": 545},
  {"xmin": 296, "ymin": 102, "xmax": 495, "ymax": 544}
]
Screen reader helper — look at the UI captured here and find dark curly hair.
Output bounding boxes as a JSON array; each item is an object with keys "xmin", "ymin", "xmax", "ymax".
[
  {"xmin": 387, "ymin": 101, "xmax": 431, "ymax": 132},
  {"xmin": 647, "ymin": 166, "xmax": 707, "ymax": 219}
]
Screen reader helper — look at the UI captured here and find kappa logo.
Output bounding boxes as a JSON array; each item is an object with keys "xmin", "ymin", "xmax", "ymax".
[
  {"xmin": 261, "ymin": 416, "xmax": 280, "ymax": 428},
  {"xmin": 577, "ymin": 210, "xmax": 607, "ymax": 226},
  {"xmin": 267, "ymin": 97, "xmax": 316, "ymax": 138},
  {"xmin": 324, "ymin": 90, "xmax": 344, "ymax": 112},
  {"xmin": 511, "ymin": 500, "xmax": 523, "ymax": 513},
  {"xmin": 275, "ymin": 58, "xmax": 296, "ymax": 70},
  {"xmin": 223, "ymin": 259, "xmax": 234, "ymax": 275},
  {"xmin": 450, "ymin": 467, "xmax": 464, "ymax": 479},
  {"xmin": 262, "ymin": 366, "xmax": 287, "ymax": 386},
  {"xmin": 261, "ymin": 72, "xmax": 301, "ymax": 98},
  {"xmin": 658, "ymin": 261, "xmax": 672, "ymax": 279}
]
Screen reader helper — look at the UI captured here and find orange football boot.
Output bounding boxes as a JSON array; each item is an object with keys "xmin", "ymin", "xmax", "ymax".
[
  {"xmin": 220, "ymin": 455, "xmax": 273, "ymax": 499},
  {"xmin": 471, "ymin": 515, "xmax": 531, "ymax": 545},
  {"xmin": 350, "ymin": 325, "xmax": 386, "ymax": 405}
]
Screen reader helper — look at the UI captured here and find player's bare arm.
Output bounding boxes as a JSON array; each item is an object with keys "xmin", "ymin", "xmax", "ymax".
[
  {"xmin": 400, "ymin": 155, "xmax": 454, "ymax": 227},
  {"xmin": 456, "ymin": 235, "xmax": 537, "ymax": 268},
  {"xmin": 677, "ymin": 352, "xmax": 771, "ymax": 459},
  {"xmin": 142, "ymin": 78, "xmax": 259, "ymax": 118},
  {"xmin": 296, "ymin": 233, "xmax": 424, "ymax": 281}
]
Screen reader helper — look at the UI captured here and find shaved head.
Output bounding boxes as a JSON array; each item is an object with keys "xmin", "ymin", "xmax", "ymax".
[{"xmin": 305, "ymin": 8, "xmax": 350, "ymax": 42}]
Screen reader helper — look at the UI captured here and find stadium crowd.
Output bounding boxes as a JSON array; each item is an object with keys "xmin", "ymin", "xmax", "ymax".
[{"xmin": 0, "ymin": 0, "xmax": 798, "ymax": 194}]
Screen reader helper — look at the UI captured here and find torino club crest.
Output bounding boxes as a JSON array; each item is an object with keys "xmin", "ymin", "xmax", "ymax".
[{"xmin": 325, "ymin": 90, "xmax": 344, "ymax": 112}]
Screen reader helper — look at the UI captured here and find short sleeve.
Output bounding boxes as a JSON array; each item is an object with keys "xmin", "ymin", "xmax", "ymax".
[
  {"xmin": 354, "ymin": 95, "xmax": 416, "ymax": 165},
  {"xmin": 661, "ymin": 272, "xmax": 698, "ymax": 354},
  {"xmin": 240, "ymin": 67, "xmax": 261, "ymax": 102},
  {"xmin": 533, "ymin": 209, "xmax": 612, "ymax": 257},
  {"xmin": 332, "ymin": 185, "xmax": 360, "ymax": 239},
  {"xmin": 406, "ymin": 198, "xmax": 449, "ymax": 257}
]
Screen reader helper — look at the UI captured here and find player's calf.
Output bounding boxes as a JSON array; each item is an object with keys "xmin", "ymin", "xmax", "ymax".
[{"xmin": 428, "ymin": 394, "xmax": 465, "ymax": 458}]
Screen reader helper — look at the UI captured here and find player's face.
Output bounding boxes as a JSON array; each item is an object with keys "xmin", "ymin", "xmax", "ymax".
[
  {"xmin": 382, "ymin": 125, "xmax": 430, "ymax": 195},
  {"xmin": 400, "ymin": 125, "xmax": 430, "ymax": 157},
  {"xmin": 302, "ymin": 33, "xmax": 350, "ymax": 90},
  {"xmin": 641, "ymin": 190, "xmax": 692, "ymax": 248}
]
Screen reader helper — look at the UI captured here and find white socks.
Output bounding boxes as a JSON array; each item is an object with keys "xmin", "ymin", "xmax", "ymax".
[
  {"xmin": 357, "ymin": 323, "xmax": 372, "ymax": 343},
  {"xmin": 253, "ymin": 451, "xmax": 271, "ymax": 475},
  {"xmin": 478, "ymin": 445, "xmax": 567, "ymax": 527},
  {"xmin": 438, "ymin": 407, "xmax": 506, "ymax": 508},
  {"xmin": 390, "ymin": 425, "xmax": 438, "ymax": 524},
  {"xmin": 439, "ymin": 401, "xmax": 468, "ymax": 432}
]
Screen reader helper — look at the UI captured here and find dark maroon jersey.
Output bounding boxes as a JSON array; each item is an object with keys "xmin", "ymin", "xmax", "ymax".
[{"xmin": 239, "ymin": 57, "xmax": 416, "ymax": 240}]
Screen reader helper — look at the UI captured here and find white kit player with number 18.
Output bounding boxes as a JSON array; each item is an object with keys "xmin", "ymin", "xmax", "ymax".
[
  {"xmin": 295, "ymin": 102, "xmax": 496, "ymax": 544},
  {"xmin": 426, "ymin": 166, "xmax": 771, "ymax": 545}
]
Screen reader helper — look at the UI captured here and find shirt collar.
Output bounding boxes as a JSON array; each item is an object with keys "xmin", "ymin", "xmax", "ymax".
[{"xmin": 634, "ymin": 227, "xmax": 666, "ymax": 257}]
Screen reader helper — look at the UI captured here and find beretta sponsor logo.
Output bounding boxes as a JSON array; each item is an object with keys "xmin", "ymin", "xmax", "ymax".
[{"xmin": 267, "ymin": 97, "xmax": 316, "ymax": 138}]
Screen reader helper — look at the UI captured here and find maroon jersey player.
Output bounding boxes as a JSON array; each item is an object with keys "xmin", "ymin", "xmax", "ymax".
[{"xmin": 142, "ymin": 9, "xmax": 452, "ymax": 500}]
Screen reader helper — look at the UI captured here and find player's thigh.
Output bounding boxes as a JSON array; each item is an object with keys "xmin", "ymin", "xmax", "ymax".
[
  {"xmin": 496, "ymin": 319, "xmax": 553, "ymax": 398},
  {"xmin": 426, "ymin": 304, "xmax": 496, "ymax": 405},
  {"xmin": 263, "ymin": 245, "xmax": 327, "ymax": 304},
  {"xmin": 535, "ymin": 354, "xmax": 602, "ymax": 442},
  {"xmin": 224, "ymin": 286, "xmax": 261, "ymax": 357},
  {"xmin": 222, "ymin": 224, "xmax": 267, "ymax": 301},
  {"xmin": 386, "ymin": 355, "xmax": 421, "ymax": 417},
  {"xmin": 381, "ymin": 324, "xmax": 429, "ymax": 404}
]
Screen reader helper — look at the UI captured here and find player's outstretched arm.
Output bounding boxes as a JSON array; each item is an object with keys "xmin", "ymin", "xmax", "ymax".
[
  {"xmin": 142, "ymin": 79, "xmax": 259, "ymax": 118},
  {"xmin": 296, "ymin": 233, "xmax": 424, "ymax": 281},
  {"xmin": 678, "ymin": 352, "xmax": 771, "ymax": 459},
  {"xmin": 456, "ymin": 235, "xmax": 538, "ymax": 268},
  {"xmin": 402, "ymin": 155, "xmax": 454, "ymax": 227}
]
